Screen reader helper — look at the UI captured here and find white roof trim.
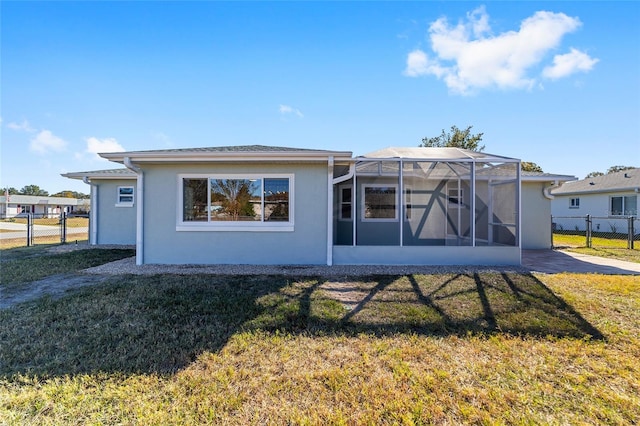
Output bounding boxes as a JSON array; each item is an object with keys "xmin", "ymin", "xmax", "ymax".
[
  {"xmin": 552, "ymin": 186, "xmax": 640, "ymax": 196},
  {"xmin": 62, "ymin": 172, "xmax": 137, "ymax": 181},
  {"xmin": 100, "ymin": 151, "xmax": 353, "ymax": 163}
]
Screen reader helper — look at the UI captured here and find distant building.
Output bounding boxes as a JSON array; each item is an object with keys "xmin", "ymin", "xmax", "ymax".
[{"xmin": 0, "ymin": 194, "xmax": 89, "ymax": 219}]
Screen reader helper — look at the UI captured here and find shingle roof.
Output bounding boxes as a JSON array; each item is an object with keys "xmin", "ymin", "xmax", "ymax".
[
  {"xmin": 551, "ymin": 168, "xmax": 640, "ymax": 195},
  {"xmin": 99, "ymin": 145, "xmax": 353, "ymax": 162},
  {"xmin": 520, "ymin": 171, "xmax": 577, "ymax": 182},
  {"xmin": 117, "ymin": 145, "xmax": 337, "ymax": 154}
]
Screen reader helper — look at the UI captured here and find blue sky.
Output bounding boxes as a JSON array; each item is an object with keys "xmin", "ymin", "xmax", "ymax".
[{"xmin": 1, "ymin": 1, "xmax": 638, "ymax": 194}]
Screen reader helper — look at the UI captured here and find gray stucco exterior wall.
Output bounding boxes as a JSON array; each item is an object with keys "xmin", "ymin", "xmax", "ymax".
[
  {"xmin": 521, "ymin": 182, "xmax": 552, "ymax": 249},
  {"xmin": 95, "ymin": 179, "xmax": 137, "ymax": 245},
  {"xmin": 140, "ymin": 162, "xmax": 329, "ymax": 264}
]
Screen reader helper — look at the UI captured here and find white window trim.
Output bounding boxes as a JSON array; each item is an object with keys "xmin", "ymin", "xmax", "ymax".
[
  {"xmin": 609, "ymin": 194, "xmax": 637, "ymax": 216},
  {"xmin": 338, "ymin": 185, "xmax": 353, "ymax": 221},
  {"xmin": 116, "ymin": 186, "xmax": 135, "ymax": 207},
  {"xmin": 361, "ymin": 183, "xmax": 398, "ymax": 222},
  {"xmin": 569, "ymin": 197, "xmax": 580, "ymax": 209},
  {"xmin": 176, "ymin": 173, "xmax": 294, "ymax": 232}
]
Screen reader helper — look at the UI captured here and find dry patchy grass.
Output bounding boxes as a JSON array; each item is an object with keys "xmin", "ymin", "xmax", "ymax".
[
  {"xmin": 1, "ymin": 218, "xmax": 87, "ymax": 228},
  {"xmin": 1, "ymin": 270, "xmax": 639, "ymax": 424},
  {"xmin": 0, "ymin": 237, "xmax": 89, "ymax": 250}
]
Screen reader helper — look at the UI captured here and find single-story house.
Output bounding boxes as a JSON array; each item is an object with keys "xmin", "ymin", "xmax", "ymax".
[
  {"xmin": 0, "ymin": 194, "xmax": 88, "ymax": 219},
  {"xmin": 63, "ymin": 145, "xmax": 575, "ymax": 266},
  {"xmin": 551, "ymin": 168, "xmax": 639, "ymax": 233}
]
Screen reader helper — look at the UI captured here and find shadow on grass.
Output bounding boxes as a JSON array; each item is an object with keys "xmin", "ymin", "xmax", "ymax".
[{"xmin": 0, "ymin": 272, "xmax": 603, "ymax": 378}]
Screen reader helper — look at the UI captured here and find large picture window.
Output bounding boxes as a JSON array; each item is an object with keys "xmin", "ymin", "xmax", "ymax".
[
  {"xmin": 362, "ymin": 184, "xmax": 397, "ymax": 221},
  {"xmin": 179, "ymin": 174, "xmax": 293, "ymax": 231},
  {"xmin": 610, "ymin": 195, "xmax": 637, "ymax": 216}
]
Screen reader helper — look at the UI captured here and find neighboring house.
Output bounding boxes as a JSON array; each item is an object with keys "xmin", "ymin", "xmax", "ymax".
[
  {"xmin": 0, "ymin": 194, "xmax": 88, "ymax": 219},
  {"xmin": 62, "ymin": 168, "xmax": 138, "ymax": 245},
  {"xmin": 63, "ymin": 145, "xmax": 575, "ymax": 266},
  {"xmin": 551, "ymin": 168, "xmax": 639, "ymax": 233}
]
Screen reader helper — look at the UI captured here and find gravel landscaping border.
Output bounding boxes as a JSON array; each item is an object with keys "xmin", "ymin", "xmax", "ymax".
[{"xmin": 83, "ymin": 256, "xmax": 530, "ymax": 277}]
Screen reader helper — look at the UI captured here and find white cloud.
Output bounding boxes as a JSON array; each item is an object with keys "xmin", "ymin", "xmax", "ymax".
[
  {"xmin": 84, "ymin": 137, "xmax": 125, "ymax": 160},
  {"xmin": 404, "ymin": 7, "xmax": 598, "ymax": 94},
  {"xmin": 30, "ymin": 130, "xmax": 68, "ymax": 154},
  {"xmin": 7, "ymin": 119, "xmax": 36, "ymax": 132},
  {"xmin": 542, "ymin": 48, "xmax": 599, "ymax": 79},
  {"xmin": 404, "ymin": 50, "xmax": 429, "ymax": 77},
  {"xmin": 279, "ymin": 104, "xmax": 304, "ymax": 118},
  {"xmin": 153, "ymin": 131, "xmax": 172, "ymax": 146}
]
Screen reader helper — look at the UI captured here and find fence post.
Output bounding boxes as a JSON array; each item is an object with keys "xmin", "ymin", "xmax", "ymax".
[
  {"xmin": 585, "ymin": 215, "xmax": 592, "ymax": 248},
  {"xmin": 61, "ymin": 212, "xmax": 67, "ymax": 244},
  {"xmin": 26, "ymin": 213, "xmax": 32, "ymax": 247},
  {"xmin": 629, "ymin": 216, "xmax": 635, "ymax": 250}
]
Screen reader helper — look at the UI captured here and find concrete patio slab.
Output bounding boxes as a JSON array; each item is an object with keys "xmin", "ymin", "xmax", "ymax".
[{"xmin": 522, "ymin": 250, "xmax": 640, "ymax": 275}]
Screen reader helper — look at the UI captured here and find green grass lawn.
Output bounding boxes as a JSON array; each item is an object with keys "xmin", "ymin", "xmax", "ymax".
[
  {"xmin": 0, "ymin": 248, "xmax": 135, "ymax": 285},
  {"xmin": 0, "ymin": 258, "xmax": 638, "ymax": 423},
  {"xmin": 553, "ymin": 233, "xmax": 640, "ymax": 263},
  {"xmin": 568, "ymin": 247, "xmax": 640, "ymax": 264}
]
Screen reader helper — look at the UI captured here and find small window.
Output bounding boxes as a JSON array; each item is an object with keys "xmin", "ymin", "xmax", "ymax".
[
  {"xmin": 339, "ymin": 186, "xmax": 352, "ymax": 220},
  {"xmin": 570, "ymin": 198, "xmax": 580, "ymax": 209},
  {"xmin": 448, "ymin": 188, "xmax": 464, "ymax": 207},
  {"xmin": 362, "ymin": 185, "xmax": 397, "ymax": 221},
  {"xmin": 117, "ymin": 186, "xmax": 134, "ymax": 207}
]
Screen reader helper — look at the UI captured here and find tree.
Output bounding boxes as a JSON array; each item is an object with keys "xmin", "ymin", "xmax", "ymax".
[
  {"xmin": 606, "ymin": 165, "xmax": 635, "ymax": 175},
  {"xmin": 420, "ymin": 125, "xmax": 485, "ymax": 152},
  {"xmin": 585, "ymin": 166, "xmax": 635, "ymax": 179},
  {"xmin": 521, "ymin": 162, "xmax": 543, "ymax": 172},
  {"xmin": 19, "ymin": 185, "xmax": 48, "ymax": 196},
  {"xmin": 51, "ymin": 190, "xmax": 90, "ymax": 199},
  {"xmin": 210, "ymin": 179, "xmax": 257, "ymax": 220},
  {"xmin": 2, "ymin": 187, "xmax": 19, "ymax": 195}
]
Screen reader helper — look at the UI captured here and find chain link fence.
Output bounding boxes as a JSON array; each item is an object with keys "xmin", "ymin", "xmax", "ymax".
[
  {"xmin": 552, "ymin": 215, "xmax": 638, "ymax": 250},
  {"xmin": 0, "ymin": 213, "xmax": 89, "ymax": 249}
]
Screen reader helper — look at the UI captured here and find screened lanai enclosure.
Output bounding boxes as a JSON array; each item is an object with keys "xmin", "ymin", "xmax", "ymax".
[{"xmin": 332, "ymin": 148, "xmax": 521, "ymax": 265}]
